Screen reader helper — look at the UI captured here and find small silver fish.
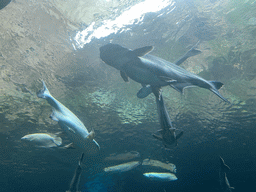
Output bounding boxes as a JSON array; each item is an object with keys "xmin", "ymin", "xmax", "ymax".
[
  {"xmin": 142, "ymin": 159, "xmax": 176, "ymax": 173},
  {"xmin": 21, "ymin": 133, "xmax": 62, "ymax": 148},
  {"xmin": 219, "ymin": 156, "xmax": 234, "ymax": 192},
  {"xmin": 104, "ymin": 161, "xmax": 141, "ymax": 173},
  {"xmin": 143, "ymin": 172, "xmax": 178, "ymax": 182}
]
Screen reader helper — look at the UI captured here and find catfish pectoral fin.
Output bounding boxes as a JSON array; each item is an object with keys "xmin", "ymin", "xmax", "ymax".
[
  {"xmin": 137, "ymin": 85, "xmax": 152, "ymax": 98},
  {"xmin": 120, "ymin": 71, "xmax": 129, "ymax": 82},
  {"xmin": 152, "ymin": 134, "xmax": 163, "ymax": 141},
  {"xmin": 158, "ymin": 76, "xmax": 177, "ymax": 83},
  {"xmin": 50, "ymin": 112, "xmax": 59, "ymax": 121}
]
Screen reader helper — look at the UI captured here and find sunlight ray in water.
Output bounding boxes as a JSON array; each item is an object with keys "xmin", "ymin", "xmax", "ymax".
[{"xmin": 74, "ymin": 0, "xmax": 175, "ymax": 48}]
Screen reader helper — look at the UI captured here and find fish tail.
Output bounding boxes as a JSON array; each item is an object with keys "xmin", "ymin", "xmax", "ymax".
[
  {"xmin": 53, "ymin": 136, "xmax": 62, "ymax": 146},
  {"xmin": 209, "ymin": 81, "xmax": 229, "ymax": 103},
  {"xmin": 210, "ymin": 88, "xmax": 230, "ymax": 103},
  {"xmin": 37, "ymin": 80, "xmax": 51, "ymax": 99}
]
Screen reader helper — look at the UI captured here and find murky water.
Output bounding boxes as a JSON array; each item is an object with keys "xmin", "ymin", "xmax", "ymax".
[{"xmin": 1, "ymin": 0, "xmax": 256, "ymax": 191}]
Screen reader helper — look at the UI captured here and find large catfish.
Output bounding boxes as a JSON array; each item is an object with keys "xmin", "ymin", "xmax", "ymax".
[{"xmin": 100, "ymin": 43, "xmax": 228, "ymax": 102}]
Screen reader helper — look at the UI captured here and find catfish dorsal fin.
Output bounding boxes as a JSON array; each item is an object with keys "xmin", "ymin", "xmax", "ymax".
[
  {"xmin": 132, "ymin": 46, "xmax": 154, "ymax": 57},
  {"xmin": 209, "ymin": 81, "xmax": 224, "ymax": 90}
]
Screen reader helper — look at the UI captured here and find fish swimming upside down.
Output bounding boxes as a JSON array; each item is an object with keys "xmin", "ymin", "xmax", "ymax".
[
  {"xmin": 37, "ymin": 80, "xmax": 100, "ymax": 155},
  {"xmin": 100, "ymin": 43, "xmax": 229, "ymax": 102}
]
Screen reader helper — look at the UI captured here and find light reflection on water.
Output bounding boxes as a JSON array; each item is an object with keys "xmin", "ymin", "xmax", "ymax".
[{"xmin": 74, "ymin": 0, "xmax": 175, "ymax": 47}]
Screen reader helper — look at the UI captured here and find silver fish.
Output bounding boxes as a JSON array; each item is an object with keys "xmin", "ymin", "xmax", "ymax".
[
  {"xmin": 219, "ymin": 156, "xmax": 235, "ymax": 192},
  {"xmin": 37, "ymin": 80, "xmax": 100, "ymax": 155},
  {"xmin": 21, "ymin": 133, "xmax": 62, "ymax": 148},
  {"xmin": 104, "ymin": 161, "xmax": 141, "ymax": 173},
  {"xmin": 143, "ymin": 172, "xmax": 178, "ymax": 182}
]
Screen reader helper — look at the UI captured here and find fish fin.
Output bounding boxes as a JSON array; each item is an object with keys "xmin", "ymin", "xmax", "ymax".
[
  {"xmin": 67, "ymin": 127, "xmax": 76, "ymax": 134},
  {"xmin": 37, "ymin": 144, "xmax": 56, "ymax": 148},
  {"xmin": 174, "ymin": 49, "xmax": 201, "ymax": 66},
  {"xmin": 93, "ymin": 139, "xmax": 101, "ymax": 150},
  {"xmin": 37, "ymin": 80, "xmax": 51, "ymax": 99},
  {"xmin": 210, "ymin": 88, "xmax": 230, "ymax": 103},
  {"xmin": 152, "ymin": 134, "xmax": 163, "ymax": 141},
  {"xmin": 158, "ymin": 76, "xmax": 177, "ymax": 83},
  {"xmin": 176, "ymin": 131, "xmax": 184, "ymax": 140},
  {"xmin": 137, "ymin": 85, "xmax": 152, "ymax": 98},
  {"xmin": 209, "ymin": 81, "xmax": 224, "ymax": 90},
  {"xmin": 53, "ymin": 136, "xmax": 62, "ymax": 146},
  {"xmin": 86, "ymin": 129, "xmax": 95, "ymax": 140},
  {"xmin": 157, "ymin": 129, "xmax": 164, "ymax": 134},
  {"xmin": 170, "ymin": 84, "xmax": 185, "ymax": 93},
  {"xmin": 120, "ymin": 71, "xmax": 129, "ymax": 82},
  {"xmin": 170, "ymin": 83, "xmax": 197, "ymax": 93},
  {"xmin": 54, "ymin": 131, "xmax": 65, "ymax": 136},
  {"xmin": 219, "ymin": 156, "xmax": 230, "ymax": 172},
  {"xmin": 151, "ymin": 86, "xmax": 162, "ymax": 100},
  {"xmin": 79, "ymin": 153, "xmax": 84, "ymax": 166},
  {"xmin": 174, "ymin": 41, "xmax": 202, "ymax": 65},
  {"xmin": 62, "ymin": 142, "xmax": 75, "ymax": 149},
  {"xmin": 50, "ymin": 111, "xmax": 59, "ymax": 122},
  {"xmin": 132, "ymin": 46, "xmax": 154, "ymax": 57}
]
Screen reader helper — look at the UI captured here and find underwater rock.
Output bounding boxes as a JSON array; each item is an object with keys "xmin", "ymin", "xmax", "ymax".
[
  {"xmin": 142, "ymin": 159, "xmax": 176, "ymax": 173},
  {"xmin": 104, "ymin": 151, "xmax": 140, "ymax": 161},
  {"xmin": 104, "ymin": 161, "xmax": 141, "ymax": 173}
]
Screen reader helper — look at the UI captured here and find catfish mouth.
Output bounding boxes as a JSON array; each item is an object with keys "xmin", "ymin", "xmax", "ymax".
[{"xmin": 99, "ymin": 45, "xmax": 113, "ymax": 65}]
